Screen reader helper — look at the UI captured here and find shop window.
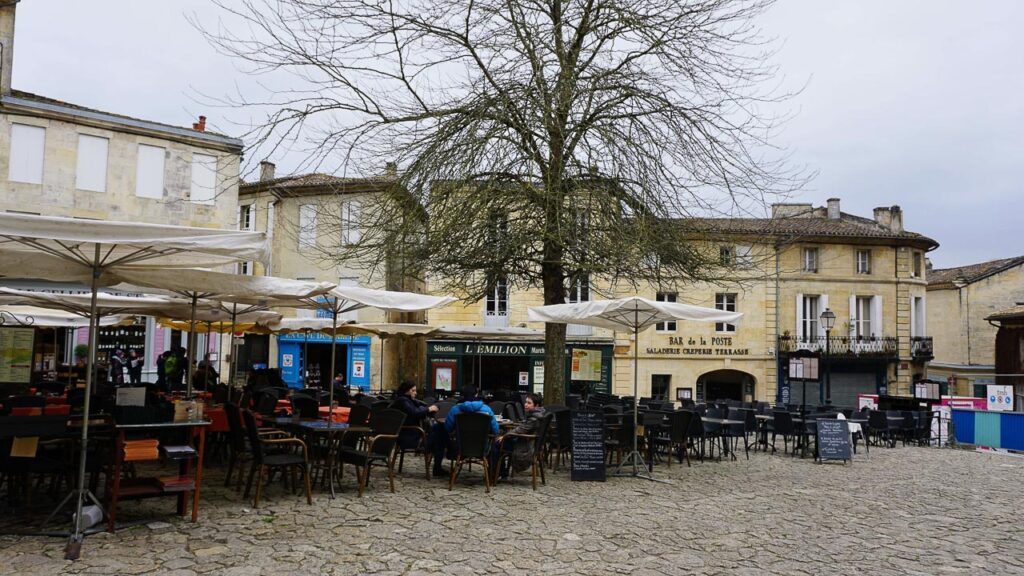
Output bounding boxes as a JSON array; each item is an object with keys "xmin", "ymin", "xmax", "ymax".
[
  {"xmin": 655, "ymin": 292, "xmax": 677, "ymax": 332},
  {"xmin": 651, "ymin": 374, "xmax": 671, "ymax": 400},
  {"xmin": 715, "ymin": 293, "xmax": 737, "ymax": 332}
]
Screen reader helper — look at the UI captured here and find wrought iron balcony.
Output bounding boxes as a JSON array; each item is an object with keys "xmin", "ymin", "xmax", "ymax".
[
  {"xmin": 911, "ymin": 336, "xmax": 934, "ymax": 361},
  {"xmin": 778, "ymin": 335, "xmax": 898, "ymax": 359}
]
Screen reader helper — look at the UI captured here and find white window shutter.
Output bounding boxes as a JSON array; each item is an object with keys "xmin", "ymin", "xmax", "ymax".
[
  {"xmin": 848, "ymin": 294, "xmax": 857, "ymax": 337},
  {"xmin": 795, "ymin": 293, "xmax": 804, "ymax": 340},
  {"xmin": 235, "ymin": 205, "xmax": 241, "ymax": 230},
  {"xmin": 871, "ymin": 295, "xmax": 883, "ymax": 338},
  {"xmin": 920, "ymin": 297, "xmax": 926, "ymax": 336},
  {"xmin": 910, "ymin": 297, "xmax": 916, "ymax": 340},
  {"xmin": 10, "ymin": 124, "xmax": 46, "ymax": 184},
  {"xmin": 819, "ymin": 294, "xmax": 829, "ymax": 337},
  {"xmin": 75, "ymin": 134, "xmax": 108, "ymax": 192}
]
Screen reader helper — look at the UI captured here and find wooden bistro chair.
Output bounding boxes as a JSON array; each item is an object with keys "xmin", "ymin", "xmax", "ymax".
[
  {"xmin": 449, "ymin": 412, "xmax": 494, "ymax": 493},
  {"xmin": 241, "ymin": 409, "xmax": 312, "ymax": 507},
  {"xmin": 338, "ymin": 408, "xmax": 406, "ymax": 497}
]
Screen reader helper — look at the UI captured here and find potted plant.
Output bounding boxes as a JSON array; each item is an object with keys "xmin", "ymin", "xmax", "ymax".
[{"xmin": 74, "ymin": 344, "xmax": 89, "ymax": 365}]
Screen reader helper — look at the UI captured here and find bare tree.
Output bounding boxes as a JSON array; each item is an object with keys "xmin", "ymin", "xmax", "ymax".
[{"xmin": 199, "ymin": 0, "xmax": 803, "ymax": 404}]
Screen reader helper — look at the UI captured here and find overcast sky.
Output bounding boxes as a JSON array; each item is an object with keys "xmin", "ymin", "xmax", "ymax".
[{"xmin": 11, "ymin": 0, "xmax": 1023, "ymax": 268}]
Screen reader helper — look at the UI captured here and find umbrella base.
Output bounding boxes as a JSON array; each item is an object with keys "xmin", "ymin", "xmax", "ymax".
[
  {"xmin": 39, "ymin": 487, "xmax": 106, "ymax": 560},
  {"xmin": 611, "ymin": 450, "xmax": 672, "ymax": 484}
]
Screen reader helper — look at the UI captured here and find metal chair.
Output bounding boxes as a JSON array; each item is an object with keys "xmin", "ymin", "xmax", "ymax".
[
  {"xmin": 448, "ymin": 412, "xmax": 494, "ymax": 492},
  {"xmin": 338, "ymin": 408, "xmax": 406, "ymax": 497},
  {"xmin": 241, "ymin": 409, "xmax": 311, "ymax": 507}
]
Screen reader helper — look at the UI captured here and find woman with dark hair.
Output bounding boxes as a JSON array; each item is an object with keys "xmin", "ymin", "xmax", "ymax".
[{"xmin": 392, "ymin": 381, "xmax": 438, "ymax": 450}]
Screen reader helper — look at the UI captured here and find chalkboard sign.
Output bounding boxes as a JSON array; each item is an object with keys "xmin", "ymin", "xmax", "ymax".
[
  {"xmin": 570, "ymin": 410, "xmax": 606, "ymax": 481},
  {"xmin": 816, "ymin": 419, "xmax": 852, "ymax": 462}
]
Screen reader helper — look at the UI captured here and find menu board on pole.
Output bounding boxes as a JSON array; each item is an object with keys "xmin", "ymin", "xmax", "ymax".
[{"xmin": 0, "ymin": 328, "xmax": 34, "ymax": 383}]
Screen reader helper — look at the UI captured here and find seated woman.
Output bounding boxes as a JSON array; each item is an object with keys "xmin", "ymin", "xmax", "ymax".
[
  {"xmin": 489, "ymin": 393, "xmax": 546, "ymax": 479},
  {"xmin": 392, "ymin": 381, "xmax": 438, "ymax": 450}
]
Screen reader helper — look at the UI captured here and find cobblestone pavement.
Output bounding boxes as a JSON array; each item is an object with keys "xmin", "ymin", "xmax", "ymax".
[{"xmin": 1, "ymin": 445, "xmax": 1022, "ymax": 575}]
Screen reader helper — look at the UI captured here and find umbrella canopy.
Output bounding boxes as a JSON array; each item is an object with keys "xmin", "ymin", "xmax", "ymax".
[
  {"xmin": 527, "ymin": 296, "xmax": 743, "ymax": 331},
  {"xmin": 0, "ymin": 287, "xmax": 194, "ymax": 318},
  {"xmin": 434, "ymin": 325, "xmax": 544, "ymax": 339},
  {"xmin": 110, "ymin": 269, "xmax": 334, "ymax": 302},
  {"xmin": 0, "ymin": 305, "xmax": 133, "ymax": 328},
  {"xmin": 262, "ymin": 317, "xmax": 354, "ymax": 334},
  {"xmin": 0, "ymin": 213, "xmax": 269, "ymax": 276},
  {"xmin": 158, "ymin": 309, "xmax": 282, "ymax": 333}
]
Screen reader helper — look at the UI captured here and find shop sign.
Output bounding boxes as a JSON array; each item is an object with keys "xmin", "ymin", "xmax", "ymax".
[
  {"xmin": 987, "ymin": 385, "xmax": 1013, "ymax": 411},
  {"xmin": 647, "ymin": 336, "xmax": 749, "ymax": 357},
  {"xmin": 464, "ymin": 343, "xmax": 530, "ymax": 356}
]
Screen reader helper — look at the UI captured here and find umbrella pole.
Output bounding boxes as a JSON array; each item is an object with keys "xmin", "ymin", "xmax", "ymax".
[
  {"xmin": 379, "ymin": 336, "xmax": 385, "ymax": 394},
  {"xmin": 186, "ymin": 294, "xmax": 197, "ymax": 396},
  {"xmin": 326, "ymin": 308, "xmax": 338, "ymax": 498},
  {"xmin": 64, "ymin": 247, "xmax": 106, "ymax": 559},
  {"xmin": 228, "ymin": 304, "xmax": 237, "ymax": 402},
  {"xmin": 613, "ymin": 309, "xmax": 667, "ymax": 483},
  {"xmin": 302, "ymin": 332, "xmax": 308, "ymax": 388}
]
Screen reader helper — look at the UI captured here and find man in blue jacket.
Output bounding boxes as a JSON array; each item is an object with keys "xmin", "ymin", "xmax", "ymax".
[{"xmin": 431, "ymin": 385, "xmax": 498, "ymax": 478}]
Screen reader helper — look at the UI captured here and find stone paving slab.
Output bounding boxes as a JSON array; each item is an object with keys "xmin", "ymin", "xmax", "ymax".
[{"xmin": 1, "ymin": 446, "xmax": 1022, "ymax": 575}]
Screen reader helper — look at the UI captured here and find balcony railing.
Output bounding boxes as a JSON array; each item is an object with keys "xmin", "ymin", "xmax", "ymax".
[
  {"xmin": 567, "ymin": 323, "xmax": 593, "ymax": 337},
  {"xmin": 778, "ymin": 335, "xmax": 899, "ymax": 359},
  {"xmin": 911, "ymin": 337, "xmax": 934, "ymax": 360},
  {"xmin": 483, "ymin": 312, "xmax": 509, "ymax": 328}
]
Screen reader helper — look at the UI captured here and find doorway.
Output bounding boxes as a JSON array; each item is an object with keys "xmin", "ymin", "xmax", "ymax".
[{"xmin": 698, "ymin": 369, "xmax": 756, "ymax": 402}]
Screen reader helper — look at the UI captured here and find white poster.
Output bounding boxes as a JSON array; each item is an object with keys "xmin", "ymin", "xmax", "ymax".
[
  {"xmin": 987, "ymin": 385, "xmax": 1013, "ymax": 411},
  {"xmin": 352, "ymin": 360, "xmax": 366, "ymax": 379},
  {"xmin": 519, "ymin": 371, "xmax": 529, "ymax": 388},
  {"xmin": 434, "ymin": 367, "xmax": 452, "ymax": 391},
  {"xmin": 571, "ymin": 348, "xmax": 602, "ymax": 381},
  {"xmin": 282, "ymin": 353, "xmax": 294, "ymax": 368},
  {"xmin": 533, "ymin": 362, "xmax": 544, "ymax": 384}
]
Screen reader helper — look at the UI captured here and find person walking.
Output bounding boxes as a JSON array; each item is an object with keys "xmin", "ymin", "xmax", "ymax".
[{"xmin": 127, "ymin": 348, "xmax": 144, "ymax": 385}]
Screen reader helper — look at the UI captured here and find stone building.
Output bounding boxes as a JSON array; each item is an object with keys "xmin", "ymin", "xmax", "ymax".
[
  {"xmin": 984, "ymin": 305, "xmax": 1024, "ymax": 410},
  {"xmin": 926, "ymin": 255, "xmax": 1024, "ymax": 396},
  {"xmin": 237, "ymin": 163, "xmax": 407, "ymax": 390},
  {"xmin": 427, "ymin": 199, "xmax": 938, "ymax": 406},
  {"xmin": 0, "ymin": 1, "xmax": 243, "ymax": 379}
]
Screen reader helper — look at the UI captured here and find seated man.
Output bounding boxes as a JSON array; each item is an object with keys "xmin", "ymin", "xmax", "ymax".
[
  {"xmin": 489, "ymin": 393, "xmax": 546, "ymax": 480},
  {"xmin": 430, "ymin": 385, "xmax": 498, "ymax": 478}
]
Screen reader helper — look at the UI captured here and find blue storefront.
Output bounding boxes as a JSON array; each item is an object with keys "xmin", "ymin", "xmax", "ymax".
[{"xmin": 276, "ymin": 333, "xmax": 372, "ymax": 391}]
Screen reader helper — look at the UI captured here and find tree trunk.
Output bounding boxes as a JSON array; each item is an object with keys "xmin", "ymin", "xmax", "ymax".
[{"xmin": 541, "ymin": 257, "xmax": 567, "ymax": 405}]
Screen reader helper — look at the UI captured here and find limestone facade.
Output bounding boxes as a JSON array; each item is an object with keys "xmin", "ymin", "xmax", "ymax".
[{"xmin": 927, "ymin": 256, "xmax": 1024, "ymax": 396}]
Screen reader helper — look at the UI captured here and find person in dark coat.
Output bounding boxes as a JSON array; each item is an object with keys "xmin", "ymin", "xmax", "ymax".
[
  {"xmin": 127, "ymin": 348, "xmax": 144, "ymax": 385},
  {"xmin": 490, "ymin": 393, "xmax": 546, "ymax": 479},
  {"xmin": 155, "ymin": 351, "xmax": 168, "ymax": 391},
  {"xmin": 391, "ymin": 381, "xmax": 438, "ymax": 449}
]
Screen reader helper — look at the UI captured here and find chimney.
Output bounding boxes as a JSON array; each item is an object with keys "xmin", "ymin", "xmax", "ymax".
[
  {"xmin": 384, "ymin": 161, "xmax": 397, "ymax": 178},
  {"xmin": 925, "ymin": 257, "xmax": 933, "ymax": 271},
  {"xmin": 259, "ymin": 160, "xmax": 276, "ymax": 182},
  {"xmin": 873, "ymin": 207, "xmax": 892, "ymax": 230},
  {"xmin": 192, "ymin": 115, "xmax": 206, "ymax": 132},
  {"xmin": 771, "ymin": 203, "xmax": 814, "ymax": 219},
  {"xmin": 889, "ymin": 205, "xmax": 903, "ymax": 233},
  {"xmin": 826, "ymin": 198, "xmax": 841, "ymax": 220},
  {"xmin": 0, "ymin": 1, "xmax": 16, "ymax": 96}
]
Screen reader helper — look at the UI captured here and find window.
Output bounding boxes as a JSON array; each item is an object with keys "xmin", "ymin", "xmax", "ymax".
[
  {"xmin": 135, "ymin": 144, "xmax": 165, "ymax": 199},
  {"xmin": 265, "ymin": 201, "xmax": 275, "ymax": 274},
  {"xmin": 856, "ymin": 250, "xmax": 871, "ymax": 274},
  {"xmin": 75, "ymin": 134, "xmax": 108, "ymax": 192},
  {"xmin": 719, "ymin": 245, "xmax": 734, "ymax": 266},
  {"xmin": 237, "ymin": 204, "xmax": 254, "ymax": 275},
  {"xmin": 715, "ymin": 293, "xmax": 737, "ymax": 332},
  {"xmin": 800, "ymin": 295, "xmax": 820, "ymax": 341},
  {"xmin": 655, "ymin": 292, "xmax": 677, "ymax": 331},
  {"xmin": 651, "ymin": 375, "xmax": 671, "ymax": 400},
  {"xmin": 568, "ymin": 274, "xmax": 590, "ymax": 303},
  {"xmin": 912, "ymin": 296, "xmax": 926, "ymax": 338},
  {"xmin": 912, "ymin": 251, "xmax": 923, "ymax": 278},
  {"xmin": 341, "ymin": 199, "xmax": 361, "ymax": 245},
  {"xmin": 190, "ymin": 153, "xmax": 217, "ymax": 204},
  {"xmin": 485, "ymin": 276, "xmax": 509, "ymax": 322},
  {"xmin": 802, "ymin": 247, "xmax": 818, "ymax": 273},
  {"xmin": 9, "ymin": 124, "xmax": 45, "ymax": 184},
  {"xmin": 298, "ymin": 204, "xmax": 317, "ymax": 249},
  {"xmin": 736, "ymin": 245, "xmax": 753, "ymax": 267},
  {"xmin": 853, "ymin": 296, "xmax": 872, "ymax": 338}
]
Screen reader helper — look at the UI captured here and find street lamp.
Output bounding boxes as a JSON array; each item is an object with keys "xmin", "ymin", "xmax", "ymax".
[{"xmin": 820, "ymin": 308, "xmax": 836, "ymax": 404}]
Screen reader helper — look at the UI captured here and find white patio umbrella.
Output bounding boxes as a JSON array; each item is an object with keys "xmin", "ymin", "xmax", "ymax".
[
  {"xmin": 0, "ymin": 213, "xmax": 267, "ymax": 559},
  {"xmin": 109, "ymin": 268, "xmax": 333, "ymax": 395},
  {"xmin": 334, "ymin": 323, "xmax": 439, "ymax": 392},
  {"xmin": 0, "ymin": 305, "xmax": 133, "ymax": 328},
  {"xmin": 278, "ymin": 286, "xmax": 455, "ymax": 412},
  {"xmin": 529, "ymin": 296, "xmax": 743, "ymax": 480}
]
